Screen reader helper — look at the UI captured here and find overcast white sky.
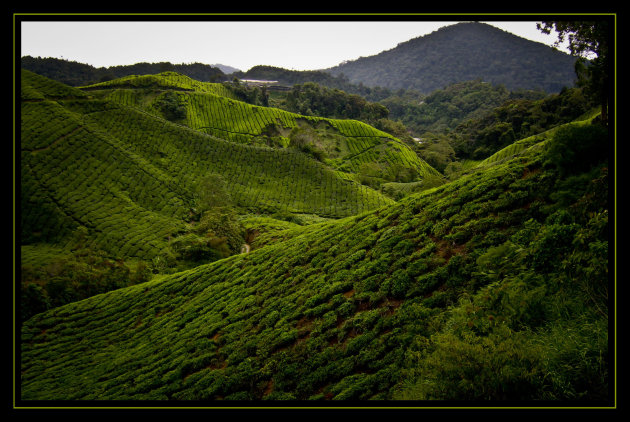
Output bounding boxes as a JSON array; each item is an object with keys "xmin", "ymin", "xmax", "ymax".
[{"xmin": 19, "ymin": 20, "xmax": 571, "ymax": 72}]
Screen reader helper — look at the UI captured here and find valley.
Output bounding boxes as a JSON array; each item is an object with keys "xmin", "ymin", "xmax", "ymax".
[{"xmin": 16, "ymin": 19, "xmax": 613, "ymax": 407}]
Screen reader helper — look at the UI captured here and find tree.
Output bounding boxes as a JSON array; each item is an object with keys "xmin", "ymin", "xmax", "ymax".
[
  {"xmin": 156, "ymin": 91, "xmax": 186, "ymax": 121},
  {"xmin": 196, "ymin": 173, "xmax": 233, "ymax": 214},
  {"xmin": 537, "ymin": 20, "xmax": 611, "ymax": 125}
]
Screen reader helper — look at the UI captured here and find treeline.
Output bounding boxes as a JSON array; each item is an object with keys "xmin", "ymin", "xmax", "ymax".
[
  {"xmin": 381, "ymin": 79, "xmax": 546, "ymax": 136},
  {"xmin": 428, "ymin": 86, "xmax": 598, "ymax": 164},
  {"xmin": 21, "ymin": 56, "xmax": 226, "ymax": 87},
  {"xmin": 282, "ymin": 82, "xmax": 388, "ymax": 125},
  {"xmin": 232, "ymin": 65, "xmax": 400, "ymax": 103}
]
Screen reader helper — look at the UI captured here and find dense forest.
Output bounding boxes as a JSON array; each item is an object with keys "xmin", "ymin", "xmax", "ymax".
[
  {"xmin": 20, "ymin": 56, "xmax": 227, "ymax": 86},
  {"xmin": 326, "ymin": 22, "xmax": 578, "ymax": 94}
]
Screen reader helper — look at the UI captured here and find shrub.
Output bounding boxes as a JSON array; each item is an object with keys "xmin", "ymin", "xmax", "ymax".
[
  {"xmin": 544, "ymin": 123, "xmax": 608, "ymax": 176},
  {"xmin": 21, "ymin": 283, "xmax": 50, "ymax": 322},
  {"xmin": 155, "ymin": 91, "xmax": 187, "ymax": 121}
]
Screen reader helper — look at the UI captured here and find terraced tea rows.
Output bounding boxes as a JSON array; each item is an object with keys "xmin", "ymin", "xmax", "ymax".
[
  {"xmin": 21, "ymin": 71, "xmax": 395, "ymax": 261},
  {"xmin": 20, "ymin": 135, "xmax": 610, "ymax": 400},
  {"xmin": 19, "ymin": 69, "xmax": 610, "ymax": 404},
  {"xmin": 180, "ymin": 91, "xmax": 438, "ymax": 178},
  {"xmin": 81, "ymin": 71, "xmax": 238, "ymax": 98},
  {"xmin": 83, "ymin": 72, "xmax": 440, "ymax": 181}
]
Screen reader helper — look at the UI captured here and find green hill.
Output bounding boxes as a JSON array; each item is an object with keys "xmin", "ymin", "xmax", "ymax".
[
  {"xmin": 21, "ymin": 69, "xmax": 399, "ymax": 266},
  {"xmin": 80, "ymin": 72, "xmax": 439, "ymax": 182},
  {"xmin": 19, "ymin": 104, "xmax": 609, "ymax": 402}
]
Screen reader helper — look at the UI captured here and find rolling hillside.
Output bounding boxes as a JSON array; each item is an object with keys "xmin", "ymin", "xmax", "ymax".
[
  {"xmin": 326, "ymin": 22, "xmax": 577, "ymax": 94},
  {"xmin": 19, "ymin": 107, "xmax": 609, "ymax": 402},
  {"xmin": 80, "ymin": 72, "xmax": 439, "ymax": 180},
  {"xmin": 21, "ymin": 69, "xmax": 406, "ymax": 267}
]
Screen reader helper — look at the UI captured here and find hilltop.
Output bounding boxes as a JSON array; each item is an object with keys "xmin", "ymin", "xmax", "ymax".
[
  {"xmin": 21, "ymin": 68, "xmax": 423, "ymax": 251},
  {"xmin": 325, "ymin": 22, "xmax": 577, "ymax": 94}
]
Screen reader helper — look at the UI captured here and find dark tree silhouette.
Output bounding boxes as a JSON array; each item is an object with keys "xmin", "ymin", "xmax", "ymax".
[{"xmin": 537, "ymin": 20, "xmax": 612, "ymax": 125}]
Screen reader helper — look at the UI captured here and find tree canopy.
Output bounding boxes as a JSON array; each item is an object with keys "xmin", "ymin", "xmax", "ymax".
[{"xmin": 537, "ymin": 20, "xmax": 611, "ymax": 124}]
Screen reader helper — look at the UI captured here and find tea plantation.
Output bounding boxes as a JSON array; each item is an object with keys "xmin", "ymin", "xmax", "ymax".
[
  {"xmin": 83, "ymin": 72, "xmax": 439, "ymax": 181},
  {"xmin": 18, "ymin": 69, "xmax": 610, "ymax": 404},
  {"xmin": 20, "ymin": 112, "xmax": 609, "ymax": 402},
  {"xmin": 21, "ymin": 69, "xmax": 401, "ymax": 262}
]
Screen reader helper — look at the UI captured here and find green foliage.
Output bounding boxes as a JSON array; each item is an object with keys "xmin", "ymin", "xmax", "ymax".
[
  {"xmin": 224, "ymin": 82, "xmax": 269, "ymax": 107},
  {"xmin": 284, "ymin": 82, "xmax": 389, "ymax": 125},
  {"xmin": 20, "ymin": 246, "xmax": 151, "ymax": 322},
  {"xmin": 195, "ymin": 173, "xmax": 233, "ymax": 213},
  {"xmin": 395, "ymin": 196, "xmax": 608, "ymax": 400},
  {"xmin": 170, "ymin": 233, "xmax": 230, "ymax": 263},
  {"xmin": 544, "ymin": 123, "xmax": 608, "ymax": 176},
  {"xmin": 449, "ymin": 87, "xmax": 597, "ymax": 160},
  {"xmin": 412, "ymin": 133, "xmax": 457, "ymax": 174},
  {"xmin": 389, "ymin": 79, "xmax": 513, "ymax": 136},
  {"xmin": 155, "ymin": 91, "xmax": 187, "ymax": 121},
  {"xmin": 538, "ymin": 20, "xmax": 610, "ymax": 124},
  {"xmin": 195, "ymin": 207, "xmax": 245, "ymax": 256},
  {"xmin": 19, "ymin": 69, "xmax": 609, "ymax": 404}
]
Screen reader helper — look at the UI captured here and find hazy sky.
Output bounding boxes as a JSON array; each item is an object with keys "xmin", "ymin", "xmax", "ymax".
[{"xmin": 19, "ymin": 20, "xmax": 571, "ymax": 72}]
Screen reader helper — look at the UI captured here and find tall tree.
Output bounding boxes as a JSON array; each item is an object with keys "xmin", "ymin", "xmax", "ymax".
[{"xmin": 537, "ymin": 20, "xmax": 611, "ymax": 125}]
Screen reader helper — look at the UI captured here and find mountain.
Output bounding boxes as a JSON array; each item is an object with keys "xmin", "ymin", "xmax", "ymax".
[
  {"xmin": 325, "ymin": 22, "xmax": 578, "ymax": 94},
  {"xmin": 212, "ymin": 63, "xmax": 241, "ymax": 74}
]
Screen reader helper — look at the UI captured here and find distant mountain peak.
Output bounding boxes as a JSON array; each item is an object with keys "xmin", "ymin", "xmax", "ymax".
[
  {"xmin": 326, "ymin": 22, "xmax": 576, "ymax": 94},
  {"xmin": 211, "ymin": 63, "xmax": 241, "ymax": 74}
]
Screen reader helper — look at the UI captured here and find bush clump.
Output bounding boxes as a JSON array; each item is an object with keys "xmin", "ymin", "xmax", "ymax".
[{"xmin": 544, "ymin": 123, "xmax": 608, "ymax": 176}]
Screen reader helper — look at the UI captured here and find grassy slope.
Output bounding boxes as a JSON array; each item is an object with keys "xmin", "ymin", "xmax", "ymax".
[
  {"xmin": 82, "ymin": 72, "xmax": 440, "ymax": 180},
  {"xmin": 21, "ymin": 69, "xmax": 395, "ymax": 262},
  {"xmin": 20, "ymin": 123, "xmax": 609, "ymax": 401}
]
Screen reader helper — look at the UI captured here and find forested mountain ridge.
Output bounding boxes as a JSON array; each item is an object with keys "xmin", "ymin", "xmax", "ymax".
[
  {"xmin": 20, "ymin": 55, "xmax": 227, "ymax": 86},
  {"xmin": 325, "ymin": 22, "xmax": 578, "ymax": 94}
]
